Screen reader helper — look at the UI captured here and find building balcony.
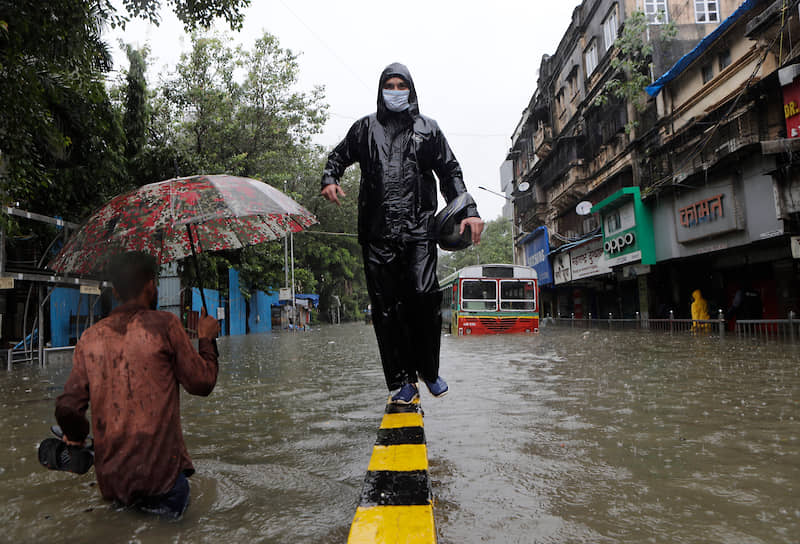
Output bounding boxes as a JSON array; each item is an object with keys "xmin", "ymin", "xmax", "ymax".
[
  {"xmin": 536, "ymin": 135, "xmax": 585, "ymax": 190},
  {"xmin": 514, "ymin": 151, "xmax": 537, "ymax": 181},
  {"xmin": 548, "ymin": 169, "xmax": 588, "ymax": 214},
  {"xmin": 514, "ymin": 191, "xmax": 548, "ymax": 233},
  {"xmin": 533, "ymin": 125, "xmax": 553, "ymax": 159}
]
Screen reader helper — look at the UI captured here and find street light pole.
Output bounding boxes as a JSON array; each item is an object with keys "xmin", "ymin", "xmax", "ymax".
[{"xmin": 477, "ymin": 185, "xmax": 512, "ymax": 201}]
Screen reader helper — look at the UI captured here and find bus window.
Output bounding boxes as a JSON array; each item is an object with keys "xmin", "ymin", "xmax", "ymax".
[
  {"xmin": 462, "ymin": 280, "xmax": 497, "ymax": 311},
  {"xmin": 500, "ymin": 280, "xmax": 536, "ymax": 310}
]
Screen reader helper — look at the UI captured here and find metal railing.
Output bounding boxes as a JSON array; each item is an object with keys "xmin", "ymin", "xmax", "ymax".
[
  {"xmin": 6, "ymin": 347, "xmax": 38, "ymax": 371},
  {"xmin": 549, "ymin": 310, "xmax": 799, "ymax": 343}
]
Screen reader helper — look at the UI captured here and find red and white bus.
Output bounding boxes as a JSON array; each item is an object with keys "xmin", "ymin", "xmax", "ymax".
[{"xmin": 440, "ymin": 264, "xmax": 539, "ymax": 335}]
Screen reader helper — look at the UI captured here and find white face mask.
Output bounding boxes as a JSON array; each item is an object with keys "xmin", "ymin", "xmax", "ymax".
[{"xmin": 382, "ymin": 89, "xmax": 410, "ymax": 112}]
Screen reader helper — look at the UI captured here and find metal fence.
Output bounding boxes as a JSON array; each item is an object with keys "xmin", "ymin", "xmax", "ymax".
[{"xmin": 549, "ymin": 310, "xmax": 799, "ymax": 343}]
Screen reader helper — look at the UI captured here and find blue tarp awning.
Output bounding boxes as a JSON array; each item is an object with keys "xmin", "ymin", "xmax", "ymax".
[
  {"xmin": 278, "ymin": 293, "xmax": 320, "ymax": 308},
  {"xmin": 646, "ymin": 0, "xmax": 759, "ymax": 97}
]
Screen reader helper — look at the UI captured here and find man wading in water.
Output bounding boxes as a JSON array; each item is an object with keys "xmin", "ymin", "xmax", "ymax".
[
  {"xmin": 54, "ymin": 251, "xmax": 220, "ymax": 517},
  {"xmin": 321, "ymin": 62, "xmax": 483, "ymax": 404}
]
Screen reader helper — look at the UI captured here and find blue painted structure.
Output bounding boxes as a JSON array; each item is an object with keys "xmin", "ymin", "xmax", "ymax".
[
  {"xmin": 248, "ymin": 289, "xmax": 280, "ymax": 334},
  {"xmin": 50, "ymin": 287, "xmax": 99, "ymax": 347},
  {"xmin": 191, "ymin": 287, "xmax": 225, "ymax": 336},
  {"xmin": 228, "ymin": 269, "xmax": 246, "ymax": 336}
]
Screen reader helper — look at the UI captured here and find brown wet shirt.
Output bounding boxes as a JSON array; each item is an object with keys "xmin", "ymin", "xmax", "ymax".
[{"xmin": 55, "ymin": 302, "xmax": 218, "ymax": 504}]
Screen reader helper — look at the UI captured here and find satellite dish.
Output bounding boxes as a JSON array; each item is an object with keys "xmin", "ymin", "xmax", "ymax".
[
  {"xmin": 575, "ymin": 201, "xmax": 593, "ymax": 216},
  {"xmin": 517, "ymin": 181, "xmax": 530, "ymax": 192}
]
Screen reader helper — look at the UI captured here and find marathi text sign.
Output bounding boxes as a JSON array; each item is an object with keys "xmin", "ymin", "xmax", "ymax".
[
  {"xmin": 570, "ymin": 240, "xmax": 611, "ymax": 280},
  {"xmin": 674, "ymin": 183, "xmax": 740, "ymax": 243}
]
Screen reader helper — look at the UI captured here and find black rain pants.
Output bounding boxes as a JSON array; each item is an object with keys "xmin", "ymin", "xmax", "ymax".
[{"xmin": 363, "ymin": 239, "xmax": 442, "ymax": 391}]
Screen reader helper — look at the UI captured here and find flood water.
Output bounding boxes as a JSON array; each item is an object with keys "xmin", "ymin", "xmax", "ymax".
[{"xmin": 1, "ymin": 323, "xmax": 798, "ymax": 543}]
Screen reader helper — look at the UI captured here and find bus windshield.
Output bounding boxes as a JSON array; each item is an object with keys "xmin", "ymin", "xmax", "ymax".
[
  {"xmin": 462, "ymin": 280, "xmax": 497, "ymax": 311},
  {"xmin": 500, "ymin": 280, "xmax": 536, "ymax": 310}
]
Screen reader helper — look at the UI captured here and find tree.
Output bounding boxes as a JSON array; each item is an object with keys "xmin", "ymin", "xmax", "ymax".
[
  {"xmin": 149, "ymin": 31, "xmax": 328, "ymax": 180},
  {"xmin": 109, "ymin": 0, "xmax": 251, "ymax": 31},
  {"xmin": 0, "ymin": 0, "xmax": 251, "ymax": 232},
  {"xmin": 289, "ymin": 155, "xmax": 367, "ymax": 321},
  {"xmin": 0, "ymin": 1, "xmax": 123, "ymax": 221},
  {"xmin": 132, "ymin": 31, "xmax": 367, "ymax": 318},
  {"xmin": 122, "ymin": 45, "xmax": 149, "ymax": 160}
]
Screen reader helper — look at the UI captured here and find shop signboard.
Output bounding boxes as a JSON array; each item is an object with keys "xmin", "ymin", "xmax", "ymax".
[
  {"xmin": 522, "ymin": 226, "xmax": 553, "ymax": 286},
  {"xmin": 570, "ymin": 239, "xmax": 611, "ymax": 280},
  {"xmin": 79, "ymin": 285, "xmax": 102, "ymax": 296},
  {"xmin": 673, "ymin": 182, "xmax": 741, "ymax": 243},
  {"xmin": 553, "ymin": 252, "xmax": 572, "ymax": 285},
  {"xmin": 592, "ymin": 187, "xmax": 656, "ymax": 268},
  {"xmin": 782, "ymin": 67, "xmax": 800, "ymax": 138}
]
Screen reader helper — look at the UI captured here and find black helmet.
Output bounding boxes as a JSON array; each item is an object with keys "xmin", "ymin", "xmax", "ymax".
[{"xmin": 434, "ymin": 192, "xmax": 475, "ymax": 251}]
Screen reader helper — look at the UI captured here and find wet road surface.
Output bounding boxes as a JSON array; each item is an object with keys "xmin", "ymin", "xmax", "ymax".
[{"xmin": 1, "ymin": 323, "xmax": 797, "ymax": 543}]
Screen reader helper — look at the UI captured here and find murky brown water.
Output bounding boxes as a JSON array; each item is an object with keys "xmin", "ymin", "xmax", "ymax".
[{"xmin": 1, "ymin": 323, "xmax": 798, "ymax": 543}]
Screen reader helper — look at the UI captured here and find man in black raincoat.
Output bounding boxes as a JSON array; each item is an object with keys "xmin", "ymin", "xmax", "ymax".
[{"xmin": 321, "ymin": 62, "xmax": 483, "ymax": 404}]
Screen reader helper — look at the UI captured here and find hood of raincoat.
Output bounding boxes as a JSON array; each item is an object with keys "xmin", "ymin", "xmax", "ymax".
[
  {"xmin": 377, "ymin": 62, "xmax": 420, "ymax": 123},
  {"xmin": 320, "ymin": 62, "xmax": 479, "ymax": 244}
]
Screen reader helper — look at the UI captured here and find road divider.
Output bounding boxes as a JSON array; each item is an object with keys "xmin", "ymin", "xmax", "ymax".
[{"xmin": 347, "ymin": 397, "xmax": 436, "ymax": 544}]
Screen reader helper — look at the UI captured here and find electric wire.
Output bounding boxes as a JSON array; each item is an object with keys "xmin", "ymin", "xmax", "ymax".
[
  {"xmin": 275, "ymin": 0, "xmax": 372, "ymax": 93},
  {"xmin": 304, "ymin": 230, "xmax": 358, "ymax": 237}
]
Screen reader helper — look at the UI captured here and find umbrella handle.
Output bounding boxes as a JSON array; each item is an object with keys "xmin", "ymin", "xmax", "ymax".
[
  {"xmin": 186, "ymin": 224, "xmax": 219, "ymax": 357},
  {"xmin": 186, "ymin": 224, "xmax": 208, "ymax": 315}
]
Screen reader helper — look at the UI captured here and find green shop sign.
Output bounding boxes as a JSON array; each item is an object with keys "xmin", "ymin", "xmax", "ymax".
[{"xmin": 591, "ymin": 187, "xmax": 655, "ymax": 267}]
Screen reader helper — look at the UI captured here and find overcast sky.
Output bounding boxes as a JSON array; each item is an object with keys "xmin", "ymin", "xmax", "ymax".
[{"xmin": 108, "ymin": 1, "xmax": 578, "ymax": 221}]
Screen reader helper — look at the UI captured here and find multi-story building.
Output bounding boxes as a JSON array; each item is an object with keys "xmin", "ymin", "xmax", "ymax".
[
  {"xmin": 508, "ymin": 0, "xmax": 798, "ymax": 320},
  {"xmin": 637, "ymin": 0, "xmax": 799, "ymax": 319}
]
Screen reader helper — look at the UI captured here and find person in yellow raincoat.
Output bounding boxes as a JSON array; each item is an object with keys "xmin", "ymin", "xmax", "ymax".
[{"xmin": 690, "ymin": 289, "xmax": 710, "ymax": 331}]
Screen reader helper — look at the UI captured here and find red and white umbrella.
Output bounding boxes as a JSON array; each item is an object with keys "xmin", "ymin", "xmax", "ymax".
[{"xmin": 49, "ymin": 174, "xmax": 317, "ymax": 276}]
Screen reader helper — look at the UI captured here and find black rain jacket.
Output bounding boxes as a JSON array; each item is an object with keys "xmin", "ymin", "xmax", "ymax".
[{"xmin": 321, "ymin": 62, "xmax": 479, "ymax": 244}]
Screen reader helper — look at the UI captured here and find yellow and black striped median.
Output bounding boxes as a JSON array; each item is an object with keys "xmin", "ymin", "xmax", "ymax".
[{"xmin": 347, "ymin": 397, "xmax": 436, "ymax": 544}]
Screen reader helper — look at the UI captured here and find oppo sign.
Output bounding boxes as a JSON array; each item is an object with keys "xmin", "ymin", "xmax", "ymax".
[{"xmin": 604, "ymin": 232, "xmax": 636, "ymax": 254}]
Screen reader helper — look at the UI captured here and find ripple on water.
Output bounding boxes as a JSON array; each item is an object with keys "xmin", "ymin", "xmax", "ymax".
[{"xmin": 2, "ymin": 324, "xmax": 798, "ymax": 543}]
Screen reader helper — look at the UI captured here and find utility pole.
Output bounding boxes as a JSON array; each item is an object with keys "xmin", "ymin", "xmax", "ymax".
[
  {"xmin": 283, "ymin": 181, "xmax": 289, "ymax": 290},
  {"xmin": 290, "ymin": 226, "xmax": 296, "ymax": 329}
]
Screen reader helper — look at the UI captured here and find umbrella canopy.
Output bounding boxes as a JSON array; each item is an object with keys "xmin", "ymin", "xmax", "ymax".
[{"xmin": 49, "ymin": 174, "xmax": 317, "ymax": 275}]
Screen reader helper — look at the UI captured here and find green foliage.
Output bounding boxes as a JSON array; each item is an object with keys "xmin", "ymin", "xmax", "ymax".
[
  {"xmin": 437, "ymin": 217, "xmax": 513, "ymax": 278},
  {"xmin": 292, "ymin": 160, "xmax": 365, "ymax": 321},
  {"xmin": 2, "ymin": 4, "xmax": 367, "ymax": 323},
  {"xmin": 0, "ymin": 0, "xmax": 248, "ymax": 229},
  {"xmin": 121, "ymin": 30, "xmax": 363, "ymax": 320},
  {"xmin": 0, "ymin": 0, "xmax": 124, "ymax": 223},
  {"xmin": 108, "ymin": 0, "xmax": 250, "ymax": 31},
  {"xmin": 146, "ymin": 32, "xmax": 328, "ymax": 181},
  {"xmin": 122, "ymin": 45, "xmax": 148, "ymax": 160},
  {"xmin": 595, "ymin": 10, "xmax": 677, "ymax": 133}
]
